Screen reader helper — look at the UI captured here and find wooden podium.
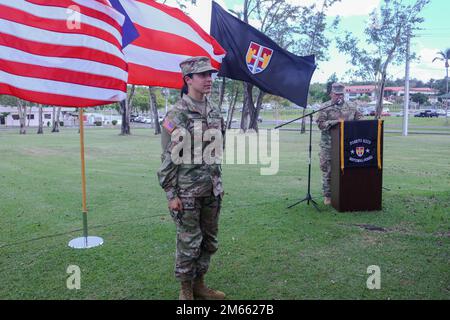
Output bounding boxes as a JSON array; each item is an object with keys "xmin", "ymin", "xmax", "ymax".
[{"xmin": 330, "ymin": 120, "xmax": 383, "ymax": 212}]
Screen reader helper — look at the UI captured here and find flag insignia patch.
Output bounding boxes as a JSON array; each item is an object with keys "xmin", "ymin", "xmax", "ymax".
[
  {"xmin": 246, "ymin": 41, "xmax": 273, "ymax": 74},
  {"xmin": 162, "ymin": 118, "xmax": 176, "ymax": 134}
]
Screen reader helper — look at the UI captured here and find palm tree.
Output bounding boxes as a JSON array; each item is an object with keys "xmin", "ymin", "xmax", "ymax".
[
  {"xmin": 433, "ymin": 49, "xmax": 450, "ymax": 126},
  {"xmin": 432, "ymin": 49, "xmax": 450, "ymax": 94}
]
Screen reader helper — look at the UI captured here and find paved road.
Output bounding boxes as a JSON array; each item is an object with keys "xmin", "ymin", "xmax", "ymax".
[
  {"xmin": 272, "ymin": 128, "xmax": 450, "ymax": 135},
  {"xmin": 2, "ymin": 122, "xmax": 449, "ymax": 135}
]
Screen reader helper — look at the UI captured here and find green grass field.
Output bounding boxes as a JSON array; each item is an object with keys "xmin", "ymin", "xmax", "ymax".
[{"xmin": 0, "ymin": 127, "xmax": 449, "ymax": 299}]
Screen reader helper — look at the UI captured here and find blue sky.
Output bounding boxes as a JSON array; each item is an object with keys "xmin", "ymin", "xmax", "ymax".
[{"xmin": 169, "ymin": 0, "xmax": 450, "ymax": 84}]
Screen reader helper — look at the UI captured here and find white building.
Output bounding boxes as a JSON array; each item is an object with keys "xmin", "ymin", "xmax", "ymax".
[
  {"xmin": 344, "ymin": 85, "xmax": 377, "ymax": 101},
  {"xmin": 0, "ymin": 106, "xmax": 122, "ymax": 127},
  {"xmin": 0, "ymin": 105, "xmax": 78, "ymax": 127},
  {"xmin": 383, "ymin": 87, "xmax": 439, "ymax": 103},
  {"xmin": 344, "ymin": 85, "xmax": 439, "ymax": 103}
]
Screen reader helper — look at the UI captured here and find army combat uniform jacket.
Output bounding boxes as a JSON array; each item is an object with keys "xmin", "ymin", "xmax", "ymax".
[
  {"xmin": 316, "ymin": 100, "xmax": 363, "ymax": 197},
  {"xmin": 316, "ymin": 100, "xmax": 363, "ymax": 146},
  {"xmin": 157, "ymin": 94, "xmax": 226, "ymax": 200}
]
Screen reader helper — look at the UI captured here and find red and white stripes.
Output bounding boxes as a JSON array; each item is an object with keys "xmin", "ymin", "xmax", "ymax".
[
  {"xmin": 0, "ymin": 0, "xmax": 128, "ymax": 107},
  {"xmin": 121, "ymin": 0, "xmax": 226, "ymax": 89}
]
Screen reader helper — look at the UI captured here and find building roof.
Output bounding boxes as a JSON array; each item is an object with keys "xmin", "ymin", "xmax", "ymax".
[
  {"xmin": 0, "ymin": 106, "xmax": 76, "ymax": 113},
  {"xmin": 345, "ymin": 85, "xmax": 376, "ymax": 93},
  {"xmin": 384, "ymin": 87, "xmax": 439, "ymax": 93}
]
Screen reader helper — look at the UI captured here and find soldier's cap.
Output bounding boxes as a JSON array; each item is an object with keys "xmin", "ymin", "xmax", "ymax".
[
  {"xmin": 331, "ymin": 82, "xmax": 345, "ymax": 94},
  {"xmin": 179, "ymin": 56, "xmax": 218, "ymax": 77}
]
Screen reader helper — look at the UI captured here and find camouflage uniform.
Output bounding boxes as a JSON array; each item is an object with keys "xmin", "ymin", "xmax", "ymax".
[
  {"xmin": 157, "ymin": 57, "xmax": 225, "ymax": 282},
  {"xmin": 316, "ymin": 98, "xmax": 363, "ymax": 198}
]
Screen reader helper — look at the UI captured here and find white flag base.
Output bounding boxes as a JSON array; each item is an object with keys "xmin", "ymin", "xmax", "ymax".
[{"xmin": 68, "ymin": 236, "xmax": 104, "ymax": 249}]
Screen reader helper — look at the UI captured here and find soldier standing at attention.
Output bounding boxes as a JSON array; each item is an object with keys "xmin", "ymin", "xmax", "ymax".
[
  {"xmin": 316, "ymin": 83, "xmax": 363, "ymax": 205},
  {"xmin": 157, "ymin": 57, "xmax": 226, "ymax": 300}
]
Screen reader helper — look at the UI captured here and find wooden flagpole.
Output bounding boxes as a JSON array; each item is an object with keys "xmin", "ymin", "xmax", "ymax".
[
  {"xmin": 68, "ymin": 107, "xmax": 103, "ymax": 249},
  {"xmin": 79, "ymin": 108, "xmax": 88, "ymax": 238}
]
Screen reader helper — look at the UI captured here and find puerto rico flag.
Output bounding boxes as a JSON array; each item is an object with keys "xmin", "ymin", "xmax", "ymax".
[{"xmin": 120, "ymin": 0, "xmax": 226, "ymax": 89}]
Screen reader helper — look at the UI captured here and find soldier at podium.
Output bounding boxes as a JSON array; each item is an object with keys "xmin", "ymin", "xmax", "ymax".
[{"xmin": 316, "ymin": 83, "xmax": 363, "ymax": 205}]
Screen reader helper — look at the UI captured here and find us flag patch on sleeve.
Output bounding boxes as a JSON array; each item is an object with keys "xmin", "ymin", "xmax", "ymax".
[{"xmin": 162, "ymin": 118, "xmax": 176, "ymax": 134}]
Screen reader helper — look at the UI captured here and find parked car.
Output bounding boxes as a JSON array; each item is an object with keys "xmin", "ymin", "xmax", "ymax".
[
  {"xmin": 136, "ymin": 116, "xmax": 146, "ymax": 123},
  {"xmin": 362, "ymin": 109, "xmax": 371, "ymax": 116},
  {"xmin": 414, "ymin": 110, "xmax": 439, "ymax": 117},
  {"xmin": 357, "ymin": 106, "xmax": 366, "ymax": 114},
  {"xmin": 361, "ymin": 106, "xmax": 390, "ymax": 116}
]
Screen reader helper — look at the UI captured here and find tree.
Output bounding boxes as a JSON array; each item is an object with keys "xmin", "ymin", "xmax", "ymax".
[
  {"xmin": 308, "ymin": 83, "xmax": 328, "ymax": 104},
  {"xmin": 233, "ymin": 0, "xmax": 339, "ymax": 132},
  {"xmin": 294, "ymin": 0, "xmax": 341, "ymax": 133},
  {"xmin": 326, "ymin": 73, "xmax": 339, "ymax": 96},
  {"xmin": 432, "ymin": 48, "xmax": 450, "ymax": 94},
  {"xmin": 37, "ymin": 104, "xmax": 44, "ymax": 134},
  {"xmin": 225, "ymin": 81, "xmax": 241, "ymax": 129},
  {"xmin": 427, "ymin": 78, "xmax": 447, "ymax": 95},
  {"xmin": 0, "ymin": 96, "xmax": 19, "ymax": 129},
  {"xmin": 51, "ymin": 106, "xmax": 56, "ymax": 132},
  {"xmin": 337, "ymin": 0, "xmax": 430, "ymax": 119},
  {"xmin": 119, "ymin": 85, "xmax": 135, "ymax": 135},
  {"xmin": 358, "ymin": 94, "xmax": 371, "ymax": 103},
  {"xmin": 1, "ymin": 112, "xmax": 10, "ymax": 127},
  {"xmin": 218, "ymin": 77, "xmax": 226, "ymax": 109},
  {"xmin": 119, "ymin": 99, "xmax": 130, "ymax": 135},
  {"xmin": 0, "ymin": 94, "xmax": 19, "ymax": 107},
  {"xmin": 51, "ymin": 106, "xmax": 62, "ymax": 132},
  {"xmin": 411, "ymin": 92, "xmax": 428, "ymax": 106},
  {"xmin": 17, "ymin": 99, "xmax": 27, "ymax": 134},
  {"xmin": 429, "ymin": 54, "xmax": 450, "ymax": 125},
  {"xmin": 149, "ymin": 87, "xmax": 161, "ymax": 135}
]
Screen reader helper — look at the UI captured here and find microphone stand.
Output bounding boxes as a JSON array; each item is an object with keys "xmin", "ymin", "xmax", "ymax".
[{"xmin": 275, "ymin": 100, "xmax": 341, "ymax": 211}]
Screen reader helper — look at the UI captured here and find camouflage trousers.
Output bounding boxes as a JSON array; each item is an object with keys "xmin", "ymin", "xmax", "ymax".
[
  {"xmin": 170, "ymin": 193, "xmax": 221, "ymax": 282},
  {"xmin": 319, "ymin": 130, "xmax": 331, "ymax": 198},
  {"xmin": 319, "ymin": 132, "xmax": 332, "ymax": 198},
  {"xmin": 319, "ymin": 147, "xmax": 332, "ymax": 198}
]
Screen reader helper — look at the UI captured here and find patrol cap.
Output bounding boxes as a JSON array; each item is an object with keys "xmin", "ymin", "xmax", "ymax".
[
  {"xmin": 331, "ymin": 82, "xmax": 345, "ymax": 94},
  {"xmin": 179, "ymin": 56, "xmax": 218, "ymax": 77}
]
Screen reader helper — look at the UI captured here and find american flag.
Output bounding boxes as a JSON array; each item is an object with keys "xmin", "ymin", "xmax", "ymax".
[
  {"xmin": 0, "ymin": 0, "xmax": 133, "ymax": 107},
  {"xmin": 0, "ymin": 0, "xmax": 225, "ymax": 107},
  {"xmin": 120, "ymin": 0, "xmax": 226, "ymax": 89}
]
